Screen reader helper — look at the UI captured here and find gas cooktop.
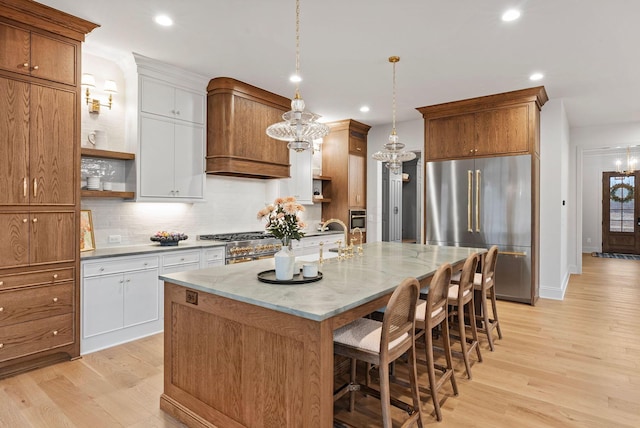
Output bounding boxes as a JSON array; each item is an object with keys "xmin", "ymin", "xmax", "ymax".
[{"xmin": 198, "ymin": 232, "xmax": 274, "ymax": 242}]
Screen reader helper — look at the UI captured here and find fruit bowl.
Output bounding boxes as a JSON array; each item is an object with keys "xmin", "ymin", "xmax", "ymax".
[{"xmin": 150, "ymin": 232, "xmax": 188, "ymax": 246}]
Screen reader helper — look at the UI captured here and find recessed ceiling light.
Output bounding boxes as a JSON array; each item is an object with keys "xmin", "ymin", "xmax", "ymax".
[
  {"xmin": 289, "ymin": 74, "xmax": 302, "ymax": 83},
  {"xmin": 360, "ymin": 106, "xmax": 370, "ymax": 113},
  {"xmin": 529, "ymin": 72, "xmax": 544, "ymax": 81},
  {"xmin": 501, "ymin": 9, "xmax": 521, "ymax": 22},
  {"xmin": 154, "ymin": 15, "xmax": 173, "ymax": 27}
]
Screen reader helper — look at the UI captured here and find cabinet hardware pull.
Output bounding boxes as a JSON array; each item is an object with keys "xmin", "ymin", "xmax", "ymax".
[
  {"xmin": 467, "ymin": 170, "xmax": 473, "ymax": 232},
  {"xmin": 0, "ymin": 281, "xmax": 3, "ymax": 286},
  {"xmin": 357, "ymin": 147, "xmax": 361, "ymax": 151},
  {"xmin": 120, "ymin": 279, "xmax": 124, "ymax": 283},
  {"xmin": 32, "ymin": 65, "xmax": 39, "ymax": 70},
  {"xmin": 33, "ymin": 178, "xmax": 37, "ymax": 197},
  {"xmin": 99, "ymin": 267, "xmax": 104, "ymax": 272},
  {"xmin": 52, "ymin": 330, "xmax": 58, "ymax": 336},
  {"xmin": 23, "ymin": 63, "xmax": 29, "ymax": 68},
  {"xmin": 0, "ymin": 344, "xmax": 4, "ymax": 349},
  {"xmin": 53, "ymin": 297, "xmax": 58, "ymax": 302},
  {"xmin": 53, "ymin": 274, "xmax": 58, "ymax": 279},
  {"xmin": 32, "ymin": 218, "xmax": 38, "ymax": 223},
  {"xmin": 23, "ymin": 218, "xmax": 27, "ymax": 223},
  {"xmin": 475, "ymin": 169, "xmax": 481, "ymax": 232},
  {"xmin": 126, "ymin": 279, "xmax": 130, "ymax": 282},
  {"xmin": 499, "ymin": 251, "xmax": 527, "ymax": 256},
  {"xmin": 175, "ymin": 110, "xmax": 180, "ymax": 115},
  {"xmin": 0, "ymin": 307, "xmax": 4, "ymax": 312},
  {"xmin": 23, "ymin": 177, "xmax": 27, "ymax": 197}
]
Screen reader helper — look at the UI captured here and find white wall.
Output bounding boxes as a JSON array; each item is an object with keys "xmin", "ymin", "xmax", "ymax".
[
  {"xmin": 366, "ymin": 118, "xmax": 423, "ymax": 243},
  {"xmin": 80, "ymin": 52, "xmax": 321, "ymax": 248},
  {"xmin": 539, "ymin": 99, "xmax": 572, "ymax": 300}
]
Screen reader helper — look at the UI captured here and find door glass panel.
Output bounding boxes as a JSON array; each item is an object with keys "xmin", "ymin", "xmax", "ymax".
[{"xmin": 609, "ymin": 176, "xmax": 635, "ymax": 232}]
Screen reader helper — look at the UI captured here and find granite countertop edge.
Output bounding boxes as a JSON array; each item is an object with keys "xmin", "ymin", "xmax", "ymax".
[{"xmin": 80, "ymin": 241, "xmax": 226, "ymax": 260}]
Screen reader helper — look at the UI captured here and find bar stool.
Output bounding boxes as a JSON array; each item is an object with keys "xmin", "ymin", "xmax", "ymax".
[
  {"xmin": 414, "ymin": 263, "xmax": 458, "ymax": 421},
  {"xmin": 333, "ymin": 277, "xmax": 423, "ymax": 428},
  {"xmin": 447, "ymin": 252, "xmax": 482, "ymax": 379},
  {"xmin": 474, "ymin": 245, "xmax": 503, "ymax": 351}
]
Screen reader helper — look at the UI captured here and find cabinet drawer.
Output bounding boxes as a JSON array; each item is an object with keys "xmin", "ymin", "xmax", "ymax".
[
  {"xmin": 162, "ymin": 251, "xmax": 200, "ymax": 267},
  {"xmin": 203, "ymin": 248, "xmax": 224, "ymax": 262},
  {"xmin": 0, "ymin": 283, "xmax": 73, "ymax": 327},
  {"xmin": 83, "ymin": 256, "xmax": 158, "ymax": 277},
  {"xmin": 0, "ymin": 268, "xmax": 74, "ymax": 291},
  {"xmin": 0, "ymin": 313, "xmax": 73, "ymax": 363}
]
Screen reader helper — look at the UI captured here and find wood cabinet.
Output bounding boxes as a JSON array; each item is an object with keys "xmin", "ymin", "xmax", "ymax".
[
  {"xmin": 0, "ymin": 0, "xmax": 97, "ymax": 378},
  {"xmin": 134, "ymin": 55, "xmax": 207, "ymax": 202},
  {"xmin": 417, "ymin": 87, "xmax": 548, "ymax": 161},
  {"xmin": 322, "ymin": 119, "xmax": 371, "ymax": 243},
  {"xmin": 206, "ymin": 77, "xmax": 291, "ymax": 179},
  {"xmin": 0, "ymin": 20, "xmax": 76, "ymax": 85}
]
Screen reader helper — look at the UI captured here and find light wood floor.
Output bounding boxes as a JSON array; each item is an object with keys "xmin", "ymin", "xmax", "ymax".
[{"xmin": 1, "ymin": 254, "xmax": 639, "ymax": 427}]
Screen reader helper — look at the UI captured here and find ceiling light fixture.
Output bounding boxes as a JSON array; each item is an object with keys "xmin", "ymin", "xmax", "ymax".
[
  {"xmin": 616, "ymin": 146, "xmax": 637, "ymax": 175},
  {"xmin": 154, "ymin": 15, "xmax": 173, "ymax": 27},
  {"xmin": 360, "ymin": 106, "xmax": 370, "ymax": 113},
  {"xmin": 266, "ymin": 0, "xmax": 329, "ymax": 152},
  {"xmin": 501, "ymin": 9, "xmax": 521, "ymax": 22},
  {"xmin": 529, "ymin": 72, "xmax": 544, "ymax": 81},
  {"xmin": 372, "ymin": 56, "xmax": 416, "ymax": 174}
]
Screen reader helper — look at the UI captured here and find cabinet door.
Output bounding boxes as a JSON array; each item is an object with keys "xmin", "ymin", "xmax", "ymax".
[
  {"xmin": 0, "ymin": 22, "xmax": 30, "ymax": 77},
  {"xmin": 426, "ymin": 114, "xmax": 475, "ymax": 160},
  {"xmin": 139, "ymin": 116, "xmax": 175, "ymax": 197},
  {"xmin": 348, "ymin": 154, "xmax": 366, "ymax": 208},
  {"xmin": 288, "ymin": 149, "xmax": 313, "ymax": 204},
  {"xmin": 82, "ymin": 274, "xmax": 124, "ymax": 337},
  {"xmin": 175, "ymin": 87, "xmax": 205, "ymax": 124},
  {"xmin": 123, "ymin": 269, "xmax": 159, "ymax": 328},
  {"xmin": 173, "ymin": 123, "xmax": 204, "ymax": 199},
  {"xmin": 30, "ymin": 84, "xmax": 75, "ymax": 205},
  {"xmin": 0, "ymin": 77, "xmax": 29, "ymax": 205},
  {"xmin": 0, "ymin": 213, "xmax": 29, "ymax": 269},
  {"xmin": 475, "ymin": 105, "xmax": 529, "ymax": 156},
  {"xmin": 30, "ymin": 212, "xmax": 75, "ymax": 265},
  {"xmin": 30, "ymin": 33, "xmax": 76, "ymax": 86},
  {"xmin": 140, "ymin": 77, "xmax": 176, "ymax": 119}
]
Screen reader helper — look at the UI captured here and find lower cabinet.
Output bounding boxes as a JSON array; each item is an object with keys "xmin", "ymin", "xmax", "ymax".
[
  {"xmin": 291, "ymin": 235, "xmax": 340, "ymax": 257},
  {"xmin": 81, "ymin": 255, "xmax": 160, "ymax": 354},
  {"xmin": 202, "ymin": 247, "xmax": 225, "ymax": 267}
]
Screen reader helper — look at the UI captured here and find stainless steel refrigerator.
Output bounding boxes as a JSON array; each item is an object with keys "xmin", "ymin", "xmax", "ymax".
[{"xmin": 426, "ymin": 154, "xmax": 537, "ymax": 304}]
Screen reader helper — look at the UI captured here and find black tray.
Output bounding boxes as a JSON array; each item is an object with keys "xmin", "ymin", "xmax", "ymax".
[{"xmin": 257, "ymin": 269, "xmax": 323, "ymax": 284}]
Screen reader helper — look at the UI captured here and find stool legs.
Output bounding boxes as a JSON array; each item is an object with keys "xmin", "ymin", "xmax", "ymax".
[{"xmin": 489, "ymin": 286, "xmax": 503, "ymax": 340}]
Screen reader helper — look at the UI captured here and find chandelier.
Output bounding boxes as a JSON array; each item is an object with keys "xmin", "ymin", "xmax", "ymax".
[
  {"xmin": 616, "ymin": 146, "xmax": 637, "ymax": 175},
  {"xmin": 372, "ymin": 56, "xmax": 416, "ymax": 174},
  {"xmin": 266, "ymin": 0, "xmax": 329, "ymax": 152}
]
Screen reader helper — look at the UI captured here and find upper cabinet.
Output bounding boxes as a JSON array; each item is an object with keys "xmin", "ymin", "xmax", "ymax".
[
  {"xmin": 417, "ymin": 87, "xmax": 548, "ymax": 161},
  {"xmin": 206, "ymin": 77, "xmax": 290, "ymax": 179},
  {"xmin": 134, "ymin": 54, "xmax": 208, "ymax": 201},
  {"xmin": 0, "ymin": 21, "xmax": 76, "ymax": 86}
]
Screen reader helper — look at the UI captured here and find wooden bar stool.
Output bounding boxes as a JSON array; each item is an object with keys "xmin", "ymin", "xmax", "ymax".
[
  {"xmin": 474, "ymin": 245, "xmax": 502, "ymax": 351},
  {"xmin": 414, "ymin": 263, "xmax": 458, "ymax": 421},
  {"xmin": 333, "ymin": 277, "xmax": 423, "ymax": 428},
  {"xmin": 447, "ymin": 252, "xmax": 482, "ymax": 379}
]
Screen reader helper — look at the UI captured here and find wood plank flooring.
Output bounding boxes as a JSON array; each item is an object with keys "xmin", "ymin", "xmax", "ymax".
[{"xmin": 1, "ymin": 254, "xmax": 639, "ymax": 427}]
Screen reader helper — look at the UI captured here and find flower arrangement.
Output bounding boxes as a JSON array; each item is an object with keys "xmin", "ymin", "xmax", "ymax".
[
  {"xmin": 150, "ymin": 231, "xmax": 188, "ymax": 246},
  {"xmin": 257, "ymin": 196, "xmax": 306, "ymax": 243}
]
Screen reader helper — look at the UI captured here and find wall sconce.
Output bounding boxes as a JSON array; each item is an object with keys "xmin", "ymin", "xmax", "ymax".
[
  {"xmin": 81, "ymin": 73, "xmax": 118, "ymax": 114},
  {"xmin": 313, "ymin": 138, "xmax": 323, "ymax": 154}
]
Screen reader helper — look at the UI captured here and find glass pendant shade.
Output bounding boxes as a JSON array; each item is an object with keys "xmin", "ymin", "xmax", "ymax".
[
  {"xmin": 265, "ymin": 0, "xmax": 329, "ymax": 152},
  {"xmin": 372, "ymin": 56, "xmax": 415, "ymax": 173}
]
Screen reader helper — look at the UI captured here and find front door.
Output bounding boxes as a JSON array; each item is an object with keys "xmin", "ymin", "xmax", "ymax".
[{"xmin": 602, "ymin": 172, "xmax": 640, "ymax": 254}]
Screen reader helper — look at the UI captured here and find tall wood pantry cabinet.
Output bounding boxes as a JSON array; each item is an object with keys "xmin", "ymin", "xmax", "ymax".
[
  {"xmin": 0, "ymin": 0, "xmax": 97, "ymax": 378},
  {"xmin": 321, "ymin": 119, "xmax": 371, "ymax": 245}
]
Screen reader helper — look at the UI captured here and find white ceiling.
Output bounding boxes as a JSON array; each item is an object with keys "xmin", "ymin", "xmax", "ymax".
[{"xmin": 38, "ymin": 0, "xmax": 640, "ymax": 129}]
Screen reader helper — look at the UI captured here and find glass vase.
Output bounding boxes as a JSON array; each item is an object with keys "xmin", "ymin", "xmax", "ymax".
[{"xmin": 274, "ymin": 237, "xmax": 295, "ymax": 281}]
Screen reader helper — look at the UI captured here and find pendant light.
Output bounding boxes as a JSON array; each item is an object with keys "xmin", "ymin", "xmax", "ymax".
[
  {"xmin": 616, "ymin": 146, "xmax": 637, "ymax": 175},
  {"xmin": 372, "ymin": 56, "xmax": 416, "ymax": 173},
  {"xmin": 266, "ymin": 0, "xmax": 329, "ymax": 152}
]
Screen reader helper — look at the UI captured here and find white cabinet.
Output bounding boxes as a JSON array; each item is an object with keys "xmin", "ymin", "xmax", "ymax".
[
  {"xmin": 277, "ymin": 149, "xmax": 313, "ymax": 205},
  {"xmin": 81, "ymin": 255, "xmax": 160, "ymax": 354},
  {"xmin": 135, "ymin": 55, "xmax": 208, "ymax": 202},
  {"xmin": 202, "ymin": 247, "xmax": 225, "ymax": 267},
  {"xmin": 140, "ymin": 77, "xmax": 204, "ymax": 124},
  {"xmin": 291, "ymin": 235, "xmax": 340, "ymax": 256},
  {"xmin": 139, "ymin": 116, "xmax": 204, "ymax": 199}
]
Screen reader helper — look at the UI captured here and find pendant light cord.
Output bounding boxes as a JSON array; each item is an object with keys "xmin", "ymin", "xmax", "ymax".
[{"xmin": 295, "ymin": 0, "xmax": 301, "ymax": 99}]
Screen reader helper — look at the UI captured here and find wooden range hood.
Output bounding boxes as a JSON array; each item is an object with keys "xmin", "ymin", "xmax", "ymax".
[{"xmin": 206, "ymin": 77, "xmax": 291, "ymax": 179}]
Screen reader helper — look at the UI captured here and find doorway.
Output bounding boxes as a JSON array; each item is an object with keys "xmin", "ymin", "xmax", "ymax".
[
  {"xmin": 602, "ymin": 171, "xmax": 640, "ymax": 254},
  {"xmin": 382, "ymin": 152, "xmax": 422, "ymax": 243}
]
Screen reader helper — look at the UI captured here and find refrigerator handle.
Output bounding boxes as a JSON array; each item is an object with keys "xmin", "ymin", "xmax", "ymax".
[
  {"xmin": 467, "ymin": 170, "xmax": 473, "ymax": 232},
  {"xmin": 475, "ymin": 169, "xmax": 481, "ymax": 232}
]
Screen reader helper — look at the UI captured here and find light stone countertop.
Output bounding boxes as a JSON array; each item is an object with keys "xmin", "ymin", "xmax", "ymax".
[
  {"xmin": 80, "ymin": 241, "xmax": 226, "ymax": 261},
  {"xmin": 160, "ymin": 242, "xmax": 487, "ymax": 322}
]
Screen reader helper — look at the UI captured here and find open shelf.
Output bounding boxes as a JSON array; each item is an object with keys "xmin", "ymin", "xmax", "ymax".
[
  {"xmin": 313, "ymin": 197, "xmax": 331, "ymax": 203},
  {"xmin": 312, "ymin": 175, "xmax": 332, "ymax": 181},
  {"xmin": 81, "ymin": 148, "xmax": 135, "ymax": 160},
  {"xmin": 81, "ymin": 190, "xmax": 135, "ymax": 199}
]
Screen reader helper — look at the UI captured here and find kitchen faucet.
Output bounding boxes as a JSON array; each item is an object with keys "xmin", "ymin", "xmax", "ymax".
[{"xmin": 321, "ymin": 218, "xmax": 349, "ymax": 249}]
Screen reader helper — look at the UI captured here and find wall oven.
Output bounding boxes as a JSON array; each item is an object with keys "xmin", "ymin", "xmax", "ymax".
[{"xmin": 349, "ymin": 209, "xmax": 366, "ymax": 232}]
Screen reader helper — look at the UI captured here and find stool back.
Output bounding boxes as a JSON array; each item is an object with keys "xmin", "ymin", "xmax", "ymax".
[
  {"xmin": 426, "ymin": 263, "xmax": 452, "ymax": 329},
  {"xmin": 380, "ymin": 277, "xmax": 419, "ymax": 360}
]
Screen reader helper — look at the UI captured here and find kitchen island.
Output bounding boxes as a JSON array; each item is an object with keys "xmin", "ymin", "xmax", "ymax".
[{"xmin": 159, "ymin": 242, "xmax": 485, "ymax": 428}]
